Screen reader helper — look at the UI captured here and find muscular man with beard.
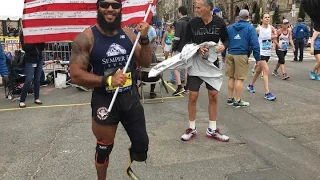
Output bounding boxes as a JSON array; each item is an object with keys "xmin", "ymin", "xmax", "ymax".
[{"xmin": 69, "ymin": 0, "xmax": 152, "ymax": 179}]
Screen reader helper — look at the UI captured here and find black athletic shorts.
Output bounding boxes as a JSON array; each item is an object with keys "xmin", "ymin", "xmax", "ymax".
[
  {"xmin": 91, "ymin": 87, "xmax": 149, "ymax": 153},
  {"xmin": 261, "ymin": 56, "xmax": 270, "ymax": 62},
  {"xmin": 315, "ymin": 50, "xmax": 320, "ymax": 55},
  {"xmin": 91, "ymin": 87, "xmax": 144, "ymax": 125},
  {"xmin": 188, "ymin": 75, "xmax": 216, "ymax": 92},
  {"xmin": 276, "ymin": 50, "xmax": 287, "ymax": 64}
]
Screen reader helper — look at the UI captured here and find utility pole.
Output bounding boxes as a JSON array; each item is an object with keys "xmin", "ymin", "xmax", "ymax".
[
  {"xmin": 174, "ymin": 0, "xmax": 178, "ymax": 20},
  {"xmin": 291, "ymin": 3, "xmax": 297, "ymax": 26}
]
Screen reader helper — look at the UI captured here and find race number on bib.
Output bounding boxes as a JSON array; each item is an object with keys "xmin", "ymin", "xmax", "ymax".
[
  {"xmin": 281, "ymin": 42, "xmax": 289, "ymax": 50},
  {"xmin": 165, "ymin": 39, "xmax": 172, "ymax": 45},
  {"xmin": 262, "ymin": 40, "xmax": 272, "ymax": 50},
  {"xmin": 314, "ymin": 41, "xmax": 320, "ymax": 50}
]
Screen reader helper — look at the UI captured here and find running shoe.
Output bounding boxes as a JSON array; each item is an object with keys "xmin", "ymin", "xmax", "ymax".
[
  {"xmin": 247, "ymin": 84, "xmax": 255, "ymax": 93},
  {"xmin": 251, "ymin": 69, "xmax": 255, "ymax": 76},
  {"xmin": 272, "ymin": 70, "xmax": 278, "ymax": 76},
  {"xmin": 233, "ymin": 100, "xmax": 250, "ymax": 108},
  {"xmin": 309, "ymin": 72, "xmax": 316, "ymax": 80},
  {"xmin": 173, "ymin": 86, "xmax": 185, "ymax": 96},
  {"xmin": 264, "ymin": 92, "xmax": 276, "ymax": 101},
  {"xmin": 282, "ymin": 73, "xmax": 290, "ymax": 80},
  {"xmin": 227, "ymin": 98, "xmax": 235, "ymax": 105},
  {"xmin": 181, "ymin": 127, "xmax": 197, "ymax": 141},
  {"xmin": 206, "ymin": 128, "xmax": 230, "ymax": 142}
]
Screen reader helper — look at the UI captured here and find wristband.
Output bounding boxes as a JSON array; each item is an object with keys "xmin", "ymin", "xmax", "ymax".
[
  {"xmin": 101, "ymin": 75, "xmax": 108, "ymax": 87},
  {"xmin": 140, "ymin": 36, "xmax": 150, "ymax": 45},
  {"xmin": 108, "ymin": 76, "xmax": 112, "ymax": 87},
  {"xmin": 310, "ymin": 47, "xmax": 314, "ymax": 51}
]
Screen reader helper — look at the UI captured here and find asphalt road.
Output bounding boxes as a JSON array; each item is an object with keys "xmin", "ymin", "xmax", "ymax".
[{"xmin": 0, "ymin": 48, "xmax": 320, "ymax": 180}]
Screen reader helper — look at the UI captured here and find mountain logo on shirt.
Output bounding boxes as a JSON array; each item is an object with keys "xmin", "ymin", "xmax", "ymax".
[
  {"xmin": 234, "ymin": 34, "xmax": 241, "ymax": 39},
  {"xmin": 106, "ymin": 43, "xmax": 127, "ymax": 57}
]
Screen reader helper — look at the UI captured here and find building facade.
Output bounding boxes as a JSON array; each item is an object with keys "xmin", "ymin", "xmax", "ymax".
[
  {"xmin": 215, "ymin": 0, "xmax": 305, "ymax": 24},
  {"xmin": 156, "ymin": 0, "xmax": 308, "ymax": 25},
  {"xmin": 156, "ymin": 0, "xmax": 178, "ymax": 23}
]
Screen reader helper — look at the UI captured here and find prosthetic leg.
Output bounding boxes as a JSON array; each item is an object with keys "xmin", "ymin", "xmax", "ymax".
[{"xmin": 126, "ymin": 149, "xmax": 147, "ymax": 180}]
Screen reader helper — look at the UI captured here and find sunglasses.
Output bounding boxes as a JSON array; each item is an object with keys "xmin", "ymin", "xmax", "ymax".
[{"xmin": 99, "ymin": 1, "xmax": 121, "ymax": 9}]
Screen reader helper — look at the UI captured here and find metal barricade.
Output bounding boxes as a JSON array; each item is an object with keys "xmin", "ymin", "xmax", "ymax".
[
  {"xmin": 43, "ymin": 41, "xmax": 72, "ymax": 72},
  {"xmin": 41, "ymin": 41, "xmax": 72, "ymax": 89}
]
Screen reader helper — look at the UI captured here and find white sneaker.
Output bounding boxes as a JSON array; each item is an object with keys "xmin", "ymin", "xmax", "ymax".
[
  {"xmin": 181, "ymin": 127, "xmax": 197, "ymax": 141},
  {"xmin": 206, "ymin": 128, "xmax": 230, "ymax": 142}
]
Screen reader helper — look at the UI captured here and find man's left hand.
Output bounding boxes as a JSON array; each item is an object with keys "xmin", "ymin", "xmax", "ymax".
[
  {"xmin": 137, "ymin": 21, "xmax": 150, "ymax": 38},
  {"xmin": 216, "ymin": 45, "xmax": 225, "ymax": 53}
]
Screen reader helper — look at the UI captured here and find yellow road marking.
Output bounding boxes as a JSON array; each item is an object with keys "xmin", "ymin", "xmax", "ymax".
[
  {"xmin": 0, "ymin": 94, "xmax": 185, "ymax": 112},
  {"xmin": 0, "ymin": 81, "xmax": 185, "ymax": 112},
  {"xmin": 0, "ymin": 103, "xmax": 90, "ymax": 112}
]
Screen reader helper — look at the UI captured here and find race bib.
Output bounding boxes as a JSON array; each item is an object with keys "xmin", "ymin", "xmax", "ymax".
[
  {"xmin": 281, "ymin": 42, "xmax": 289, "ymax": 50},
  {"xmin": 314, "ymin": 41, "xmax": 320, "ymax": 50},
  {"xmin": 106, "ymin": 71, "xmax": 132, "ymax": 92},
  {"xmin": 262, "ymin": 40, "xmax": 272, "ymax": 50},
  {"xmin": 165, "ymin": 38, "xmax": 172, "ymax": 45}
]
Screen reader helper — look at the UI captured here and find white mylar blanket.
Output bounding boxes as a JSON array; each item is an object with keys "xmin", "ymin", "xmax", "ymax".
[{"xmin": 148, "ymin": 41, "xmax": 224, "ymax": 91}]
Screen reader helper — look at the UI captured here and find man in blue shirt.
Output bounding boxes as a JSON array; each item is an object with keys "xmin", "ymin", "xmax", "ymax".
[
  {"xmin": 292, "ymin": 18, "xmax": 310, "ymax": 62},
  {"xmin": 146, "ymin": 24, "xmax": 158, "ymax": 98},
  {"xmin": 148, "ymin": 24, "xmax": 157, "ymax": 52},
  {"xmin": 225, "ymin": 9, "xmax": 260, "ymax": 108}
]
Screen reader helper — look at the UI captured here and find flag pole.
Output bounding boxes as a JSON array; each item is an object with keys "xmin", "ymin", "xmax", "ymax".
[{"xmin": 107, "ymin": 2, "xmax": 153, "ymax": 113}]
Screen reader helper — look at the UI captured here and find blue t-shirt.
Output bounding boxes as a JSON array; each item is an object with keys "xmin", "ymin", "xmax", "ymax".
[{"xmin": 148, "ymin": 27, "xmax": 157, "ymax": 42}]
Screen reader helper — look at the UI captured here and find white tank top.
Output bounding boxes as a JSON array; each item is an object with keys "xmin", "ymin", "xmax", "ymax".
[
  {"xmin": 278, "ymin": 31, "xmax": 289, "ymax": 51},
  {"xmin": 259, "ymin": 25, "xmax": 272, "ymax": 56}
]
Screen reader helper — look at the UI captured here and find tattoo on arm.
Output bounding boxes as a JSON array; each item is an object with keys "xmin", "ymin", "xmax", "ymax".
[
  {"xmin": 69, "ymin": 31, "xmax": 103, "ymax": 88},
  {"xmin": 70, "ymin": 33, "xmax": 90, "ymax": 67}
]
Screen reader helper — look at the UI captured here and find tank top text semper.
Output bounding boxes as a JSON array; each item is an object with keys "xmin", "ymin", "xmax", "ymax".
[{"xmin": 89, "ymin": 26, "xmax": 134, "ymax": 93}]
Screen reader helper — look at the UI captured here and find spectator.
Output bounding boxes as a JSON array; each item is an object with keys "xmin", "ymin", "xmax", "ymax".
[
  {"xmin": 171, "ymin": 6, "xmax": 191, "ymax": 96},
  {"xmin": 19, "ymin": 32, "xmax": 45, "ymax": 108},
  {"xmin": 292, "ymin": 18, "xmax": 310, "ymax": 62},
  {"xmin": 0, "ymin": 45, "xmax": 9, "ymax": 86},
  {"xmin": 226, "ymin": 9, "xmax": 260, "ymax": 107}
]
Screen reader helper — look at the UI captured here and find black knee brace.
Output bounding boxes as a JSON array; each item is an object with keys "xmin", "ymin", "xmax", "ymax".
[{"xmin": 95, "ymin": 142, "xmax": 114, "ymax": 165}]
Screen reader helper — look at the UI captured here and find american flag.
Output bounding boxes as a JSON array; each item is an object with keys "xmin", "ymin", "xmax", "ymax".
[{"xmin": 22, "ymin": 0, "xmax": 156, "ymax": 43}]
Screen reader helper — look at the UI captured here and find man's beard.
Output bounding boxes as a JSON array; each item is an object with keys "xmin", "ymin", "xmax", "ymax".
[{"xmin": 97, "ymin": 10, "xmax": 122, "ymax": 33}]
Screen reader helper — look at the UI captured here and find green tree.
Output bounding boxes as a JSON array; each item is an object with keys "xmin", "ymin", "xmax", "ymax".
[
  {"xmin": 253, "ymin": 6, "xmax": 260, "ymax": 27},
  {"xmin": 298, "ymin": 3, "xmax": 306, "ymax": 21},
  {"xmin": 272, "ymin": 6, "xmax": 281, "ymax": 26}
]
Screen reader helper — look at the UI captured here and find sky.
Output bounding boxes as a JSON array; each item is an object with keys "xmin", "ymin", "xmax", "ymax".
[{"xmin": 0, "ymin": 0, "xmax": 24, "ymax": 20}]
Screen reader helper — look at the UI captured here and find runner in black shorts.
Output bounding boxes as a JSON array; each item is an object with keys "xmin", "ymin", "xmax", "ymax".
[
  {"xmin": 272, "ymin": 19, "xmax": 295, "ymax": 80},
  {"xmin": 69, "ymin": 0, "xmax": 153, "ymax": 179},
  {"xmin": 261, "ymin": 55, "xmax": 270, "ymax": 62},
  {"xmin": 247, "ymin": 13, "xmax": 277, "ymax": 101}
]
